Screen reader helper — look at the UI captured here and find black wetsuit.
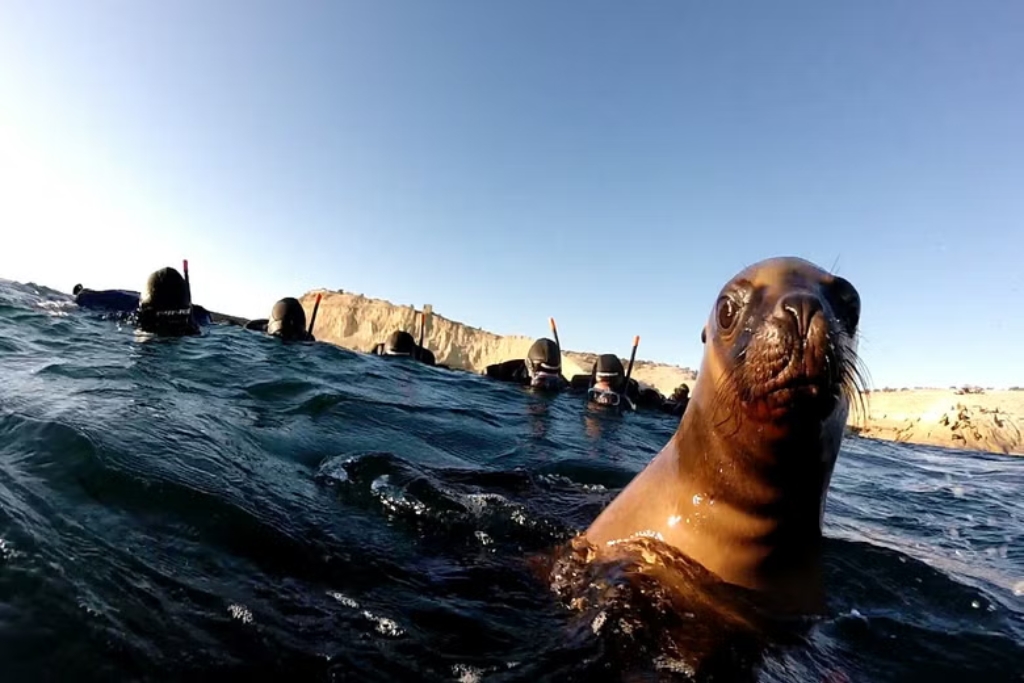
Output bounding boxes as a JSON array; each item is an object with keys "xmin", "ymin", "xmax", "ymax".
[
  {"xmin": 191, "ymin": 305, "xmax": 213, "ymax": 327},
  {"xmin": 369, "ymin": 342, "xmax": 436, "ymax": 366},
  {"xmin": 660, "ymin": 395, "xmax": 690, "ymax": 417},
  {"xmin": 244, "ymin": 318, "xmax": 315, "ymax": 341},
  {"xmin": 74, "ymin": 288, "xmax": 141, "ymax": 313},
  {"xmin": 570, "ymin": 373, "xmax": 666, "ymax": 411},
  {"xmin": 74, "ymin": 287, "xmax": 212, "ymax": 329},
  {"xmin": 485, "ymin": 359, "xmax": 569, "ymax": 389}
]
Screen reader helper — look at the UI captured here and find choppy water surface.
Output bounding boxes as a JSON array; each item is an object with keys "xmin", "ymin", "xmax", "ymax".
[{"xmin": 1, "ymin": 279, "xmax": 1021, "ymax": 682}]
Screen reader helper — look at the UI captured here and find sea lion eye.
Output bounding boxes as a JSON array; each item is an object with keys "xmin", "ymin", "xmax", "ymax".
[
  {"xmin": 716, "ymin": 297, "xmax": 738, "ymax": 331},
  {"xmin": 829, "ymin": 277, "xmax": 861, "ymax": 334}
]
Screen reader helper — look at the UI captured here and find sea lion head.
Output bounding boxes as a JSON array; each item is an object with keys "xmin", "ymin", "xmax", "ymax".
[{"xmin": 698, "ymin": 255, "xmax": 862, "ymax": 440}]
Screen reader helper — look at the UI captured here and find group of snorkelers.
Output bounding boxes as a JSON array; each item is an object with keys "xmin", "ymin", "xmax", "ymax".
[
  {"xmin": 484, "ymin": 333, "xmax": 690, "ymax": 417},
  {"xmin": 73, "ymin": 262, "xmax": 690, "ymax": 418}
]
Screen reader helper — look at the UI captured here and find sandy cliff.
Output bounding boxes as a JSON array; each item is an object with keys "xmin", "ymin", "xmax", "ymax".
[{"xmin": 296, "ymin": 289, "xmax": 1022, "ymax": 456}]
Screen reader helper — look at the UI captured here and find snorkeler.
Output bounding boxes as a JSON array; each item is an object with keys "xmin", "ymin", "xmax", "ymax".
[
  {"xmin": 570, "ymin": 337, "xmax": 665, "ymax": 411},
  {"xmin": 368, "ymin": 309, "xmax": 436, "ymax": 365},
  {"xmin": 369, "ymin": 330, "xmax": 436, "ymax": 365},
  {"xmin": 129, "ymin": 266, "xmax": 202, "ymax": 336},
  {"xmin": 73, "ymin": 260, "xmax": 214, "ymax": 328},
  {"xmin": 244, "ymin": 297, "xmax": 316, "ymax": 341},
  {"xmin": 72, "ymin": 284, "xmax": 142, "ymax": 313},
  {"xmin": 574, "ymin": 353, "xmax": 633, "ymax": 409},
  {"xmin": 660, "ymin": 382, "xmax": 691, "ymax": 417},
  {"xmin": 484, "ymin": 337, "xmax": 568, "ymax": 391}
]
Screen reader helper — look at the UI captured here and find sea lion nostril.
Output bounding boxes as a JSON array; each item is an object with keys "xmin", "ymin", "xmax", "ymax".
[{"xmin": 778, "ymin": 293, "xmax": 823, "ymax": 338}]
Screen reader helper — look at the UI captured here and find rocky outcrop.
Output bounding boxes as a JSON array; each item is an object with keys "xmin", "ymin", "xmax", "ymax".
[{"xmin": 849, "ymin": 391, "xmax": 1024, "ymax": 455}]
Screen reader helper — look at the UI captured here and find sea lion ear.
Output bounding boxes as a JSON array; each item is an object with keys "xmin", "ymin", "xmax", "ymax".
[{"xmin": 701, "ymin": 327, "xmax": 707, "ymax": 344}]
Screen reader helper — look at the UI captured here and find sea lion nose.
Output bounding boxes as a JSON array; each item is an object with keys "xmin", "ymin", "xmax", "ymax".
[{"xmin": 776, "ymin": 292, "xmax": 823, "ymax": 338}]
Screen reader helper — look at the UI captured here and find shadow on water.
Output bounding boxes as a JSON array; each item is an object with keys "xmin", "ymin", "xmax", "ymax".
[{"xmin": 0, "ymin": 279, "xmax": 1022, "ymax": 682}]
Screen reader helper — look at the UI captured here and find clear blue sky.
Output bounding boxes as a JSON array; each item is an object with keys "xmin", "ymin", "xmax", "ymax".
[{"xmin": 1, "ymin": 1, "xmax": 1021, "ymax": 388}]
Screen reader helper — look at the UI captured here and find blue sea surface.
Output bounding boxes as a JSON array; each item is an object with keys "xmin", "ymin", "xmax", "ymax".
[{"xmin": 0, "ymin": 278, "xmax": 1021, "ymax": 682}]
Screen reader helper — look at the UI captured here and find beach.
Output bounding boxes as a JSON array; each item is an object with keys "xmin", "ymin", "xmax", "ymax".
[{"xmin": 298, "ymin": 289, "xmax": 1023, "ymax": 457}]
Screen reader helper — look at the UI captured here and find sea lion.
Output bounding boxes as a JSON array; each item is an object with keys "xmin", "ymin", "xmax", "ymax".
[{"xmin": 581, "ymin": 256, "xmax": 863, "ymax": 614}]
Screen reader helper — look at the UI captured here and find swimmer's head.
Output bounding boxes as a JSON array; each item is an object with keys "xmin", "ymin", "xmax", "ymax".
[
  {"xmin": 266, "ymin": 297, "xmax": 308, "ymax": 341},
  {"xmin": 525, "ymin": 337, "xmax": 562, "ymax": 390},
  {"xmin": 591, "ymin": 354, "xmax": 625, "ymax": 392},
  {"xmin": 587, "ymin": 353, "xmax": 626, "ymax": 406},
  {"xmin": 384, "ymin": 330, "xmax": 417, "ymax": 356},
  {"xmin": 72, "ymin": 284, "xmax": 84, "ymax": 296},
  {"xmin": 671, "ymin": 383, "xmax": 691, "ymax": 402},
  {"xmin": 135, "ymin": 267, "xmax": 196, "ymax": 336}
]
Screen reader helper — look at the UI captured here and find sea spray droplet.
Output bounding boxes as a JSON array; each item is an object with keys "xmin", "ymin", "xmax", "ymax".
[
  {"xmin": 653, "ymin": 656, "xmax": 696, "ymax": 676},
  {"xmin": 228, "ymin": 604, "xmax": 253, "ymax": 624},
  {"xmin": 462, "ymin": 492, "xmax": 508, "ymax": 516},
  {"xmin": 0, "ymin": 538, "xmax": 21, "ymax": 562},
  {"xmin": 452, "ymin": 661, "xmax": 517, "ymax": 681},
  {"xmin": 327, "ymin": 591, "xmax": 360, "ymax": 608},
  {"xmin": 362, "ymin": 610, "xmax": 404, "ymax": 637},
  {"xmin": 453, "ymin": 664, "xmax": 483, "ymax": 683}
]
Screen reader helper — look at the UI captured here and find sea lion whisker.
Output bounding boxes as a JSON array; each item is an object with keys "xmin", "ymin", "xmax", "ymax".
[
  {"xmin": 841, "ymin": 354, "xmax": 870, "ymax": 426},
  {"xmin": 712, "ymin": 365, "xmax": 748, "ymax": 437}
]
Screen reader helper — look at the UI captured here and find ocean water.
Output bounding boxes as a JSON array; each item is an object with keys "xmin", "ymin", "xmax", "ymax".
[{"xmin": 0, "ymin": 278, "xmax": 1021, "ymax": 683}]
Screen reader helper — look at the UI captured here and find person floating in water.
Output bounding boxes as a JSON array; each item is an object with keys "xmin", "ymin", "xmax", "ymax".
[
  {"xmin": 571, "ymin": 353, "xmax": 634, "ymax": 409},
  {"xmin": 73, "ymin": 260, "xmax": 213, "ymax": 327},
  {"xmin": 368, "ymin": 309, "xmax": 436, "ymax": 365},
  {"xmin": 369, "ymin": 330, "xmax": 436, "ymax": 365},
  {"xmin": 244, "ymin": 297, "xmax": 316, "ymax": 341},
  {"xmin": 660, "ymin": 382, "xmax": 691, "ymax": 417},
  {"xmin": 128, "ymin": 266, "xmax": 202, "ymax": 337},
  {"xmin": 484, "ymin": 337, "xmax": 568, "ymax": 391},
  {"xmin": 570, "ymin": 337, "xmax": 665, "ymax": 411},
  {"xmin": 72, "ymin": 284, "xmax": 141, "ymax": 314}
]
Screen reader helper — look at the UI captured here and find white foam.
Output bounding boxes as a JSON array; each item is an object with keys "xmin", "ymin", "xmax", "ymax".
[
  {"xmin": 362, "ymin": 610, "xmax": 404, "ymax": 637},
  {"xmin": 452, "ymin": 664, "xmax": 482, "ymax": 683},
  {"xmin": 327, "ymin": 591, "xmax": 360, "ymax": 608}
]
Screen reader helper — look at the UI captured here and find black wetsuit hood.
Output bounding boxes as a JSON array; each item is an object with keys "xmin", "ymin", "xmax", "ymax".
[
  {"xmin": 591, "ymin": 353, "xmax": 626, "ymax": 393},
  {"xmin": 384, "ymin": 330, "xmax": 417, "ymax": 356},
  {"xmin": 134, "ymin": 267, "xmax": 199, "ymax": 336},
  {"xmin": 526, "ymin": 338, "xmax": 561, "ymax": 374},
  {"xmin": 267, "ymin": 297, "xmax": 312, "ymax": 341}
]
